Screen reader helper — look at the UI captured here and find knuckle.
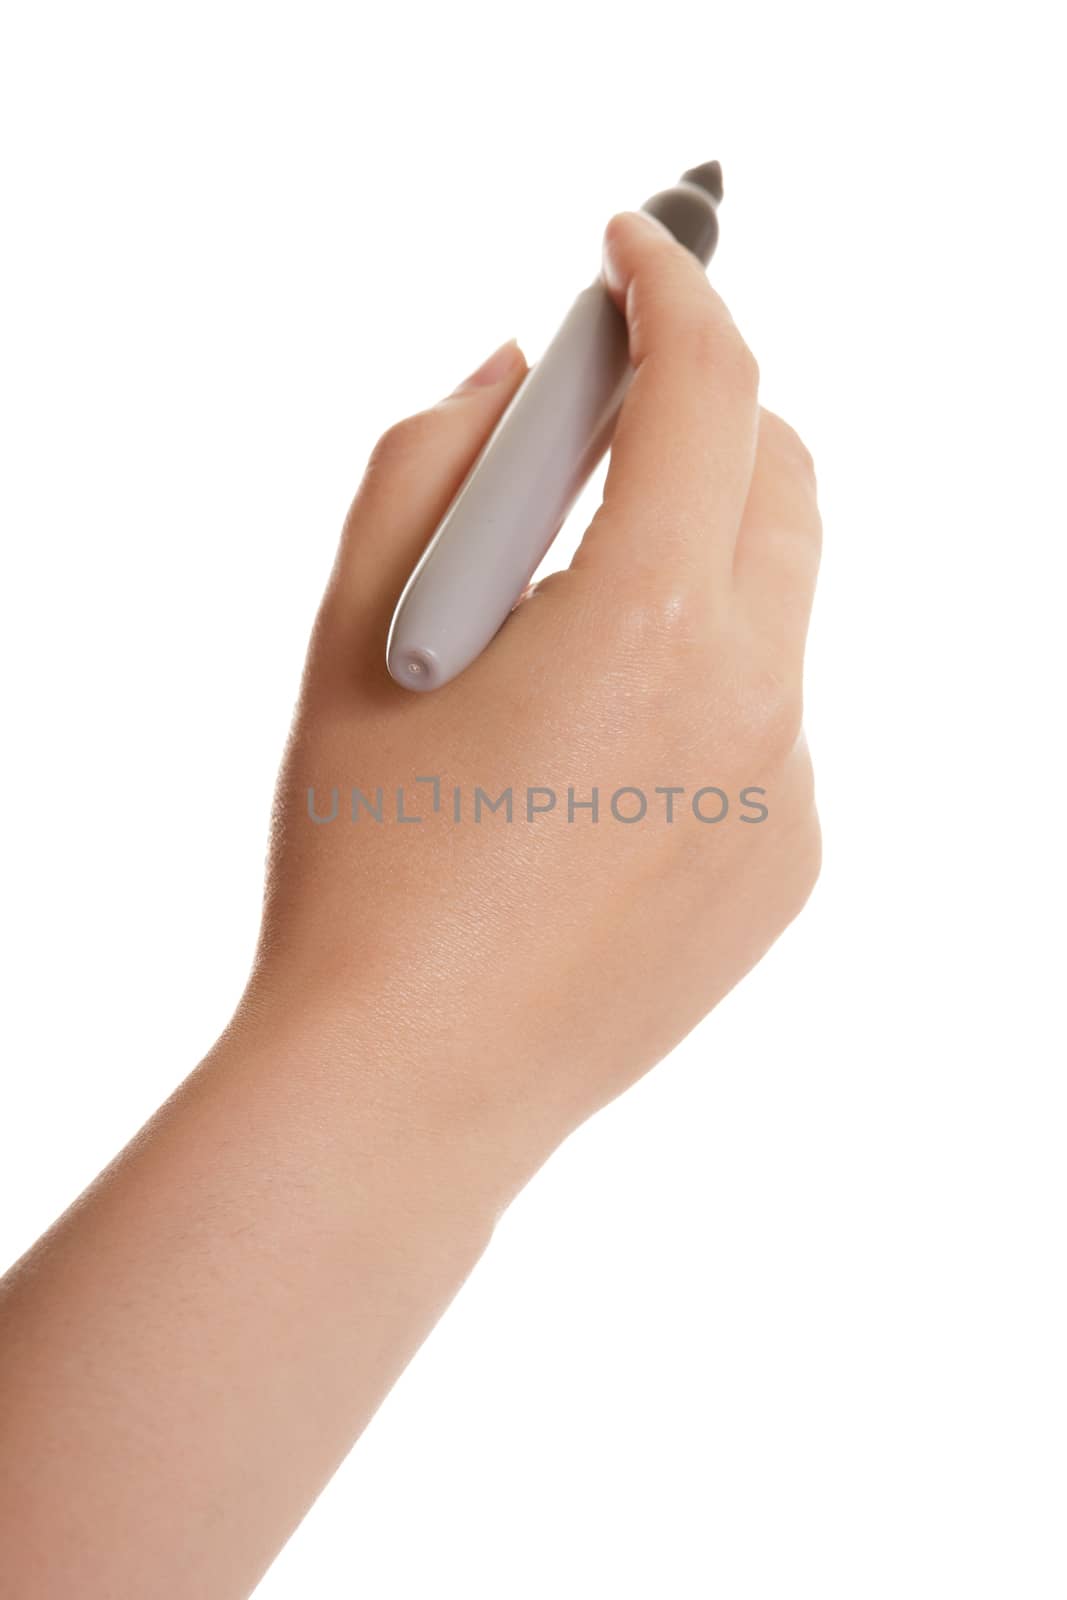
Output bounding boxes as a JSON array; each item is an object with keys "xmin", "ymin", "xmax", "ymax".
[
  {"xmin": 760, "ymin": 409, "xmax": 817, "ymax": 486},
  {"xmin": 368, "ymin": 409, "xmax": 436, "ymax": 471},
  {"xmin": 733, "ymin": 338, "xmax": 761, "ymax": 398},
  {"xmin": 607, "ymin": 577, "xmax": 704, "ymax": 665},
  {"xmin": 679, "ymin": 308, "xmax": 759, "ymax": 398},
  {"xmin": 735, "ymin": 663, "xmax": 804, "ymax": 759},
  {"xmin": 697, "ymin": 323, "xmax": 755, "ymax": 398}
]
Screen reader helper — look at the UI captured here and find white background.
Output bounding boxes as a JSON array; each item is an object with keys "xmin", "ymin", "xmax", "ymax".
[{"xmin": 1, "ymin": 2, "xmax": 1064, "ymax": 1595}]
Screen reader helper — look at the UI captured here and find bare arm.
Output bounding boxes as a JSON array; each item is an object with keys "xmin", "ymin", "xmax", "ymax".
[{"xmin": 0, "ymin": 212, "xmax": 821, "ymax": 1598}]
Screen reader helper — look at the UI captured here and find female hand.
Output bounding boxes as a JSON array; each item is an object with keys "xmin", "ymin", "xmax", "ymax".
[
  {"xmin": 251, "ymin": 207, "xmax": 822, "ymax": 1192},
  {"xmin": 0, "ymin": 209, "xmax": 821, "ymax": 1600}
]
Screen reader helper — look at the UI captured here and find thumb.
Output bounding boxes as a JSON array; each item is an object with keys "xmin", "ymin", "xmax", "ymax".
[{"xmin": 322, "ymin": 339, "xmax": 528, "ymax": 669}]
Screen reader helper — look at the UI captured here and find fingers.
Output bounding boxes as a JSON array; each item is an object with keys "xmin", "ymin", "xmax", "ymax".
[
  {"xmin": 733, "ymin": 408, "xmax": 822, "ymax": 657},
  {"xmin": 571, "ymin": 210, "xmax": 761, "ymax": 596},
  {"xmin": 323, "ymin": 340, "xmax": 529, "ymax": 645}
]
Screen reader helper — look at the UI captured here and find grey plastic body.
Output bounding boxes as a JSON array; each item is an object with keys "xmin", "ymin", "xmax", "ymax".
[{"xmin": 386, "ymin": 162, "xmax": 723, "ymax": 692}]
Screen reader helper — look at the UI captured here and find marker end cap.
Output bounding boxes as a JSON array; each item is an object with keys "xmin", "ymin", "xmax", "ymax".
[{"xmin": 388, "ymin": 645, "xmax": 443, "ymax": 692}]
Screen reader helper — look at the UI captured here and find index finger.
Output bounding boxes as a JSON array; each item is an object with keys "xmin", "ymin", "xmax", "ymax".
[{"xmin": 572, "ymin": 209, "xmax": 761, "ymax": 596}]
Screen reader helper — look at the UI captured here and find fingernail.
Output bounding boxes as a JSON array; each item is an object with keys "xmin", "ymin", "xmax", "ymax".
[
  {"xmin": 602, "ymin": 210, "xmax": 671, "ymax": 294},
  {"xmin": 453, "ymin": 338, "xmax": 522, "ymax": 392}
]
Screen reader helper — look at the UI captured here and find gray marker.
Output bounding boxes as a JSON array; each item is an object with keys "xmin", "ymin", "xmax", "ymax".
[{"xmin": 386, "ymin": 161, "xmax": 723, "ymax": 693}]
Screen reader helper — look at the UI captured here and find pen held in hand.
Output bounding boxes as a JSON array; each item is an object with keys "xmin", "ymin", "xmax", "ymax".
[{"xmin": 386, "ymin": 161, "xmax": 724, "ymax": 692}]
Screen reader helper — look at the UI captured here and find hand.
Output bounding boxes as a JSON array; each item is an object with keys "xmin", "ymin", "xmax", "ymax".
[
  {"xmin": 0, "ymin": 210, "xmax": 822, "ymax": 1600},
  {"xmin": 247, "ymin": 208, "xmax": 822, "ymax": 1196}
]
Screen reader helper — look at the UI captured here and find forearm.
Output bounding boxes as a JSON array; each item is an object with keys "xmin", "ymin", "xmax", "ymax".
[
  {"xmin": 0, "ymin": 209, "xmax": 821, "ymax": 1599},
  {"xmin": 0, "ymin": 998, "xmax": 511, "ymax": 1599}
]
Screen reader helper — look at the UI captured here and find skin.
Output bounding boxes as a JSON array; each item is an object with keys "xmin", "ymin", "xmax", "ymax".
[{"xmin": 0, "ymin": 210, "xmax": 821, "ymax": 1599}]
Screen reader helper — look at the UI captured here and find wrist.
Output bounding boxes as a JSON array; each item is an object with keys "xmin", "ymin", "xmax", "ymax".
[{"xmin": 218, "ymin": 976, "xmax": 554, "ymax": 1235}]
